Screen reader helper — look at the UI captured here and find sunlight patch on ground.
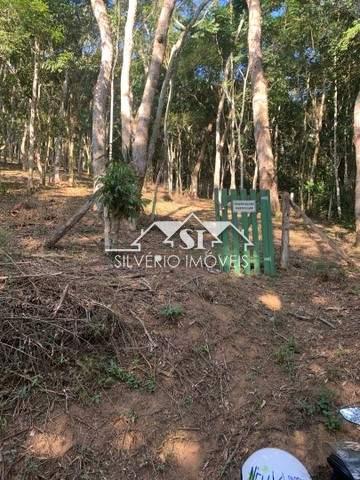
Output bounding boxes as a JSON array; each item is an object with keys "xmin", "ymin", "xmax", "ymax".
[
  {"xmin": 25, "ymin": 415, "xmax": 74, "ymax": 459},
  {"xmin": 159, "ymin": 430, "xmax": 203, "ymax": 476},
  {"xmin": 259, "ymin": 292, "xmax": 282, "ymax": 311}
]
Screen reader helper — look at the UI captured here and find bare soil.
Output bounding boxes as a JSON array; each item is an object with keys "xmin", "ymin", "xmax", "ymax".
[{"xmin": 0, "ymin": 168, "xmax": 359, "ymax": 480}]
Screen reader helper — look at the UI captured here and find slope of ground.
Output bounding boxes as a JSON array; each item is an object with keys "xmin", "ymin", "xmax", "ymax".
[{"xmin": 0, "ymin": 168, "xmax": 359, "ymax": 480}]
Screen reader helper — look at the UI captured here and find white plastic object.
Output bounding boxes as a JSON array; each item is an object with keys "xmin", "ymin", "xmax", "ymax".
[{"xmin": 241, "ymin": 448, "xmax": 312, "ymax": 480}]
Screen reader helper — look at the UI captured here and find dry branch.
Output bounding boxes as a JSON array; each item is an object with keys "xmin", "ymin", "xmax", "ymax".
[{"xmin": 44, "ymin": 194, "xmax": 96, "ymax": 248}]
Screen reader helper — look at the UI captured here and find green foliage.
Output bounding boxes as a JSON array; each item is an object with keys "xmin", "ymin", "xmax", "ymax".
[
  {"xmin": 160, "ymin": 303, "xmax": 184, "ymax": 321},
  {"xmin": 43, "ymin": 51, "xmax": 75, "ymax": 72},
  {"xmin": 297, "ymin": 388, "xmax": 341, "ymax": 431},
  {"xmin": 275, "ymin": 337, "xmax": 299, "ymax": 376},
  {"xmin": 0, "ymin": 183, "xmax": 8, "ymax": 195},
  {"xmin": 104, "ymin": 359, "xmax": 142, "ymax": 390},
  {"xmin": 97, "ymin": 161, "xmax": 145, "ymax": 219},
  {"xmin": 75, "ymin": 355, "xmax": 155, "ymax": 395},
  {"xmin": 0, "ymin": 228, "xmax": 10, "ymax": 249},
  {"xmin": 338, "ymin": 21, "xmax": 360, "ymax": 51}
]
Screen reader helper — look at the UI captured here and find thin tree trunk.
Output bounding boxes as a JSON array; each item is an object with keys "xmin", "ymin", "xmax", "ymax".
[
  {"xmin": 190, "ymin": 123, "xmax": 213, "ymax": 198},
  {"xmin": 167, "ymin": 140, "xmax": 174, "ymax": 196},
  {"xmin": 354, "ymin": 90, "xmax": 360, "ymax": 247},
  {"xmin": 237, "ymin": 64, "xmax": 249, "ymax": 189},
  {"xmin": 68, "ymin": 134, "xmax": 75, "ymax": 186},
  {"xmin": 344, "ymin": 125, "xmax": 349, "ymax": 190},
  {"xmin": 28, "ymin": 38, "xmax": 40, "ymax": 191},
  {"xmin": 214, "ymin": 90, "xmax": 227, "ymax": 190},
  {"xmin": 109, "ymin": 0, "xmax": 120, "ymax": 163},
  {"xmin": 147, "ymin": 0, "xmax": 211, "ymax": 168},
  {"xmin": 333, "ymin": 73, "xmax": 342, "ymax": 218},
  {"xmin": 308, "ymin": 86, "xmax": 326, "ymax": 208},
  {"xmin": 20, "ymin": 121, "xmax": 28, "ymax": 171},
  {"xmin": 131, "ymin": 0, "xmax": 176, "ymax": 182},
  {"xmin": 246, "ymin": 0, "xmax": 280, "ymax": 212},
  {"xmin": 120, "ymin": 0, "xmax": 136, "ymax": 157},
  {"xmin": 164, "ymin": 78, "xmax": 174, "ymax": 196},
  {"xmin": 214, "ymin": 17, "xmax": 245, "ymax": 190},
  {"xmin": 54, "ymin": 72, "xmax": 69, "ymax": 184},
  {"xmin": 90, "ymin": 0, "xmax": 113, "ymax": 186},
  {"xmin": 252, "ymin": 152, "xmax": 258, "ymax": 190}
]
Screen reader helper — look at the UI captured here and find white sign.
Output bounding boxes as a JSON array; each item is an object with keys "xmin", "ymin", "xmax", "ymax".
[{"xmin": 232, "ymin": 200, "xmax": 256, "ymax": 213}]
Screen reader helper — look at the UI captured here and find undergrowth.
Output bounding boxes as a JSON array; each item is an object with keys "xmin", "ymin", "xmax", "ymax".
[{"xmin": 297, "ymin": 388, "xmax": 341, "ymax": 431}]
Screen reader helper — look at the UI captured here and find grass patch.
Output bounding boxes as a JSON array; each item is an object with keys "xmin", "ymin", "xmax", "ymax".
[
  {"xmin": 74, "ymin": 355, "xmax": 156, "ymax": 403},
  {"xmin": 297, "ymin": 388, "xmax": 341, "ymax": 431},
  {"xmin": 274, "ymin": 337, "xmax": 299, "ymax": 376},
  {"xmin": 160, "ymin": 303, "xmax": 184, "ymax": 321}
]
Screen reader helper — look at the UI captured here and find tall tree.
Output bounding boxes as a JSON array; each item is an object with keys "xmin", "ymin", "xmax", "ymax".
[
  {"xmin": 121, "ymin": 0, "xmax": 137, "ymax": 157},
  {"xmin": 355, "ymin": 90, "xmax": 360, "ymax": 247},
  {"xmin": 90, "ymin": 0, "xmax": 113, "ymax": 186},
  {"xmin": 131, "ymin": 0, "xmax": 176, "ymax": 183},
  {"xmin": 246, "ymin": 0, "xmax": 279, "ymax": 212},
  {"xmin": 27, "ymin": 38, "xmax": 40, "ymax": 191}
]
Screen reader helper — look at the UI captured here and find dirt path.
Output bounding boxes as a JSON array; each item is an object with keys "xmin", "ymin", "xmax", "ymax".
[{"xmin": 0, "ymin": 170, "xmax": 359, "ymax": 479}]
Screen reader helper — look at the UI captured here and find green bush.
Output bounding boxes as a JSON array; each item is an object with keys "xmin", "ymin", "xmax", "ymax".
[
  {"xmin": 97, "ymin": 161, "xmax": 144, "ymax": 219},
  {"xmin": 160, "ymin": 303, "xmax": 184, "ymax": 321}
]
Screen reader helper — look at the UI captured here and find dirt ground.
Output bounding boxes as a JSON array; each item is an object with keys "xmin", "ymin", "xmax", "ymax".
[{"xmin": 0, "ymin": 168, "xmax": 360, "ymax": 480}]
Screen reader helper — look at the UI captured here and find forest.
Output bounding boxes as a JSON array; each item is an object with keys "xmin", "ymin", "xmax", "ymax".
[{"xmin": 0, "ymin": 0, "xmax": 359, "ymax": 479}]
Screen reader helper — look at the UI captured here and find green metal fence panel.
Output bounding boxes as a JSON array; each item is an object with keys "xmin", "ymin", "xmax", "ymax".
[
  {"xmin": 250, "ymin": 189, "xmax": 261, "ymax": 275},
  {"xmin": 239, "ymin": 189, "xmax": 251, "ymax": 275},
  {"xmin": 220, "ymin": 189, "xmax": 231, "ymax": 272},
  {"xmin": 230, "ymin": 189, "xmax": 241, "ymax": 275},
  {"xmin": 260, "ymin": 189, "xmax": 276, "ymax": 276},
  {"xmin": 214, "ymin": 188, "xmax": 275, "ymax": 276}
]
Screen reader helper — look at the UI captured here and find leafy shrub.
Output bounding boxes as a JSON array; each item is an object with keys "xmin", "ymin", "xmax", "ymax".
[
  {"xmin": 160, "ymin": 303, "xmax": 184, "ymax": 321},
  {"xmin": 275, "ymin": 337, "xmax": 299, "ymax": 376},
  {"xmin": 297, "ymin": 388, "xmax": 341, "ymax": 431},
  {"xmin": 0, "ymin": 182, "xmax": 8, "ymax": 195},
  {"xmin": 97, "ymin": 161, "xmax": 145, "ymax": 219}
]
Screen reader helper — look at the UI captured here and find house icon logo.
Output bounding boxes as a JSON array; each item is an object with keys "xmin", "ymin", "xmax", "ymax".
[{"xmin": 106, "ymin": 212, "xmax": 253, "ymax": 253}]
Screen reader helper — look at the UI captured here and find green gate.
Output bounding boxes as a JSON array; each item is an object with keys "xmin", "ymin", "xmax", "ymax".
[{"xmin": 214, "ymin": 189, "xmax": 276, "ymax": 276}]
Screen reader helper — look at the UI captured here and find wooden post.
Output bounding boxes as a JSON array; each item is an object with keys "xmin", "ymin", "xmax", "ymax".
[{"xmin": 280, "ymin": 192, "xmax": 290, "ymax": 269}]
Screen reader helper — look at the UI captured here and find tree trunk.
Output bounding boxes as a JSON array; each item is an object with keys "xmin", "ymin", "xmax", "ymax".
[
  {"xmin": 147, "ymin": 0, "xmax": 211, "ymax": 169},
  {"xmin": 246, "ymin": 0, "xmax": 280, "ymax": 213},
  {"xmin": 237, "ymin": 64, "xmax": 249, "ymax": 189},
  {"xmin": 252, "ymin": 152, "xmax": 258, "ymax": 189},
  {"xmin": 108, "ymin": 0, "xmax": 120, "ymax": 164},
  {"xmin": 54, "ymin": 72, "xmax": 69, "ymax": 185},
  {"xmin": 333, "ymin": 75, "xmax": 342, "ymax": 219},
  {"xmin": 90, "ymin": 0, "xmax": 113, "ymax": 185},
  {"xmin": 214, "ymin": 90, "xmax": 227, "ymax": 190},
  {"xmin": 20, "ymin": 121, "xmax": 28, "ymax": 171},
  {"xmin": 131, "ymin": 0, "xmax": 176, "ymax": 182},
  {"xmin": 354, "ymin": 90, "xmax": 360, "ymax": 247},
  {"xmin": 308, "ymin": 86, "xmax": 326, "ymax": 209},
  {"xmin": 68, "ymin": 134, "xmax": 75, "ymax": 186},
  {"xmin": 27, "ymin": 38, "xmax": 40, "ymax": 191},
  {"xmin": 121, "ymin": 0, "xmax": 137, "ymax": 157},
  {"xmin": 190, "ymin": 123, "xmax": 213, "ymax": 198}
]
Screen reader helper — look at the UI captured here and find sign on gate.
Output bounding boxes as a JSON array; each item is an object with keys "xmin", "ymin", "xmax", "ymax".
[{"xmin": 232, "ymin": 200, "xmax": 256, "ymax": 213}]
